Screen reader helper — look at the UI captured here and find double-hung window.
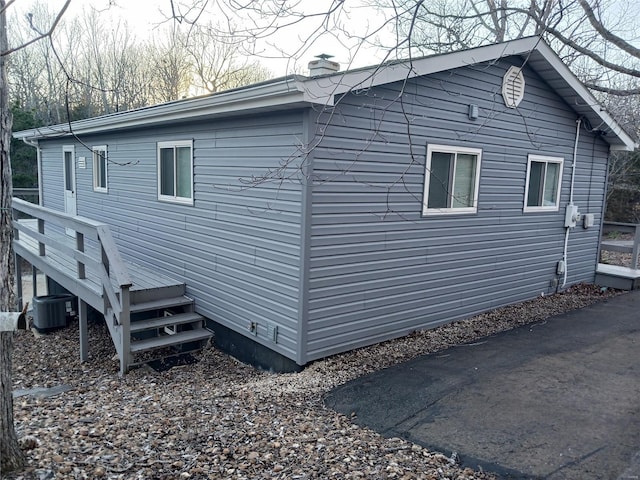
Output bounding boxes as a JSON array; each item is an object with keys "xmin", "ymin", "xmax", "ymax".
[
  {"xmin": 92, "ymin": 145, "xmax": 108, "ymax": 193},
  {"xmin": 524, "ymin": 155, "xmax": 563, "ymax": 212},
  {"xmin": 157, "ymin": 140, "xmax": 193, "ymax": 205},
  {"xmin": 422, "ymin": 144, "xmax": 482, "ymax": 215}
]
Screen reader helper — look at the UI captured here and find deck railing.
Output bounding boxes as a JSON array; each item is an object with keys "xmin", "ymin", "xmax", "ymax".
[
  {"xmin": 601, "ymin": 221, "xmax": 640, "ymax": 269},
  {"xmin": 13, "ymin": 187, "xmax": 39, "ymax": 204},
  {"xmin": 11, "ymin": 198, "xmax": 133, "ymax": 367}
]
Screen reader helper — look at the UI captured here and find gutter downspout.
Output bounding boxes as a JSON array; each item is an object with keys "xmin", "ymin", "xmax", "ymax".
[
  {"xmin": 562, "ymin": 118, "xmax": 582, "ymax": 288},
  {"xmin": 21, "ymin": 138, "xmax": 41, "ymax": 206}
]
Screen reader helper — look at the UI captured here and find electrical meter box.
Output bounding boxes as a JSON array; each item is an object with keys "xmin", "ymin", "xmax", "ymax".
[{"xmin": 565, "ymin": 205, "xmax": 579, "ymax": 228}]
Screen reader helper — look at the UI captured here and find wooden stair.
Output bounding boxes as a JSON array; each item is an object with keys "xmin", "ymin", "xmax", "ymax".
[
  {"xmin": 10, "ymin": 200, "xmax": 213, "ymax": 374},
  {"xmin": 127, "ymin": 292, "xmax": 213, "ymax": 368},
  {"xmin": 131, "ymin": 329, "xmax": 213, "ymax": 353}
]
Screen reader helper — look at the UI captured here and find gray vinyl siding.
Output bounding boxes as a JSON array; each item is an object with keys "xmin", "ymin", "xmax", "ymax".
[
  {"xmin": 35, "ymin": 57, "xmax": 612, "ymax": 367},
  {"xmin": 39, "ymin": 142, "xmax": 66, "ymax": 213},
  {"xmin": 304, "ymin": 58, "xmax": 609, "ymax": 361},
  {"xmin": 39, "ymin": 112, "xmax": 305, "ymax": 361}
]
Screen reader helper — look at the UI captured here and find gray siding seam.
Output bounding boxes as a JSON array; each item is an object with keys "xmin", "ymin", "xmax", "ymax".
[{"xmin": 297, "ymin": 108, "xmax": 314, "ymax": 366}]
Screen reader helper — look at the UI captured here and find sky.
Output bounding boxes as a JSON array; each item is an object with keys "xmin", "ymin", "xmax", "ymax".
[{"xmin": 30, "ymin": 0, "xmax": 393, "ymax": 77}]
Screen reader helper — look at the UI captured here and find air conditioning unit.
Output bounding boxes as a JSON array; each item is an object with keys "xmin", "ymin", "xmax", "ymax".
[{"xmin": 32, "ymin": 294, "xmax": 75, "ymax": 331}]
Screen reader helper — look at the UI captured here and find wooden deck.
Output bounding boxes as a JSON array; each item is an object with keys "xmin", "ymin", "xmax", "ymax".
[
  {"xmin": 598, "ymin": 222, "xmax": 640, "ymax": 290},
  {"xmin": 12, "ymin": 199, "xmax": 211, "ymax": 374},
  {"xmin": 596, "ymin": 263, "xmax": 640, "ymax": 290},
  {"xmin": 15, "ymin": 219, "xmax": 184, "ymax": 311},
  {"xmin": 601, "ymin": 222, "xmax": 639, "ymax": 263}
]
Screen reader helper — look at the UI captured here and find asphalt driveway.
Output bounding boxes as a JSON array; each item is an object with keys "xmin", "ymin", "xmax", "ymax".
[{"xmin": 325, "ymin": 291, "xmax": 640, "ymax": 479}]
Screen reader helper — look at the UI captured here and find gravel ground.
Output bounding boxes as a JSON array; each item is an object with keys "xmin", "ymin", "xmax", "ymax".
[
  {"xmin": 600, "ymin": 233, "xmax": 639, "ymax": 268},
  {"xmin": 601, "ymin": 250, "xmax": 639, "ymax": 268},
  {"xmin": 4, "ymin": 283, "xmax": 621, "ymax": 480}
]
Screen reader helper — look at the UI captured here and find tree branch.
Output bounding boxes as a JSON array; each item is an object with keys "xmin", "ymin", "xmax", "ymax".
[
  {"xmin": 577, "ymin": 0, "xmax": 640, "ymax": 59},
  {"xmin": 0, "ymin": 0, "xmax": 15, "ymax": 16},
  {"xmin": 584, "ymin": 83, "xmax": 640, "ymax": 96},
  {"xmin": 1, "ymin": 0, "xmax": 71, "ymax": 57}
]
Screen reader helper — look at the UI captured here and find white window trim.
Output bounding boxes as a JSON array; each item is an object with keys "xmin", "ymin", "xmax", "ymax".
[
  {"xmin": 523, "ymin": 154, "xmax": 564, "ymax": 213},
  {"xmin": 92, "ymin": 145, "xmax": 108, "ymax": 193},
  {"xmin": 422, "ymin": 144, "xmax": 482, "ymax": 216},
  {"xmin": 157, "ymin": 140, "xmax": 194, "ymax": 205}
]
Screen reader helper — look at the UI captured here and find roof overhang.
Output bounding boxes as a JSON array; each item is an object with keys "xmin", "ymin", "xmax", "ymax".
[
  {"xmin": 13, "ymin": 76, "xmax": 312, "ymax": 141},
  {"xmin": 15, "ymin": 37, "xmax": 636, "ymax": 151},
  {"xmin": 301, "ymin": 37, "xmax": 636, "ymax": 152}
]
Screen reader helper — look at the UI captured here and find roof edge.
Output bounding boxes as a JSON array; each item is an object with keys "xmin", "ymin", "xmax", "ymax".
[
  {"xmin": 15, "ymin": 37, "xmax": 636, "ymax": 151},
  {"xmin": 302, "ymin": 36, "xmax": 636, "ymax": 151},
  {"xmin": 14, "ymin": 76, "xmax": 310, "ymax": 140},
  {"xmin": 532, "ymin": 40, "xmax": 636, "ymax": 151}
]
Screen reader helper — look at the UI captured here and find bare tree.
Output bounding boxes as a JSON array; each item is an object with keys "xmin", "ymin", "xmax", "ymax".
[
  {"xmin": 1, "ymin": 0, "xmax": 72, "ymax": 472},
  {"xmin": 8, "ymin": 1, "xmax": 274, "ymax": 124},
  {"xmin": 148, "ymin": 27, "xmax": 193, "ymax": 102},
  {"xmin": 186, "ymin": 23, "xmax": 270, "ymax": 94},
  {"xmin": 370, "ymin": 0, "xmax": 640, "ymax": 97},
  {"xmin": 0, "ymin": 2, "xmax": 22, "ymax": 470},
  {"xmin": 8, "ymin": 1, "xmax": 70, "ymax": 124}
]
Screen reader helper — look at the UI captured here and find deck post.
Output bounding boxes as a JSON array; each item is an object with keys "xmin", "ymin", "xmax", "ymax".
[
  {"xmin": 38, "ymin": 218, "xmax": 45, "ymax": 256},
  {"xmin": 76, "ymin": 231, "xmax": 85, "ymax": 279},
  {"xmin": 79, "ymin": 300, "xmax": 88, "ymax": 362},
  {"xmin": 12, "ymin": 203, "xmax": 19, "ymax": 242},
  {"xmin": 31, "ymin": 265, "xmax": 38, "ymax": 297},
  {"xmin": 632, "ymin": 225, "xmax": 640, "ymax": 270},
  {"xmin": 119, "ymin": 287, "xmax": 131, "ymax": 375},
  {"xmin": 15, "ymin": 254, "xmax": 22, "ymax": 311}
]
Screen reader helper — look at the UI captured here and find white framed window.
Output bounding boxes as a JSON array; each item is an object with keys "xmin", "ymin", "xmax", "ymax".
[
  {"xmin": 157, "ymin": 140, "xmax": 193, "ymax": 205},
  {"xmin": 92, "ymin": 145, "xmax": 108, "ymax": 193},
  {"xmin": 524, "ymin": 155, "xmax": 563, "ymax": 212},
  {"xmin": 422, "ymin": 144, "xmax": 482, "ymax": 216}
]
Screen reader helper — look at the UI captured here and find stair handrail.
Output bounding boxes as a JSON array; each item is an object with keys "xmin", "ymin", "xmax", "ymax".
[{"xmin": 11, "ymin": 198, "xmax": 132, "ymax": 323}]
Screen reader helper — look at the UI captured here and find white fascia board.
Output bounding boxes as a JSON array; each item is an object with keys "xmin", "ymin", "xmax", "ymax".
[
  {"xmin": 303, "ymin": 36, "xmax": 636, "ymax": 151},
  {"xmin": 303, "ymin": 37, "xmax": 542, "ymax": 100},
  {"xmin": 532, "ymin": 41, "xmax": 636, "ymax": 151},
  {"xmin": 15, "ymin": 37, "xmax": 636, "ymax": 151},
  {"xmin": 14, "ymin": 77, "xmax": 310, "ymax": 141}
]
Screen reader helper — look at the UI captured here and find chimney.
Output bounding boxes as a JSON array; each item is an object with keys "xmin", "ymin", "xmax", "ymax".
[{"xmin": 308, "ymin": 54, "xmax": 340, "ymax": 76}]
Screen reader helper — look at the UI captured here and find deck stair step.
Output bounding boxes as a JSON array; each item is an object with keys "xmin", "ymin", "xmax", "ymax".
[
  {"xmin": 130, "ymin": 295, "xmax": 195, "ymax": 314},
  {"xmin": 130, "ymin": 312, "xmax": 203, "ymax": 333},
  {"xmin": 128, "ymin": 295, "xmax": 213, "ymax": 365},
  {"xmin": 130, "ymin": 329, "xmax": 213, "ymax": 353}
]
